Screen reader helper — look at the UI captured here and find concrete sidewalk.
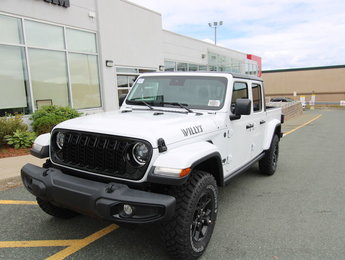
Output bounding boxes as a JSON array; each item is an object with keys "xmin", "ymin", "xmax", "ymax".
[
  {"xmin": 0, "ymin": 110, "xmax": 322, "ymax": 190},
  {"xmin": 0, "ymin": 154, "xmax": 45, "ymax": 190}
]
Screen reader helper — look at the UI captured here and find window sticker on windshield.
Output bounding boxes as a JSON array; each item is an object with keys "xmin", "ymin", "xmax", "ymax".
[
  {"xmin": 208, "ymin": 100, "xmax": 221, "ymax": 107},
  {"xmin": 137, "ymin": 78, "xmax": 145, "ymax": 84}
]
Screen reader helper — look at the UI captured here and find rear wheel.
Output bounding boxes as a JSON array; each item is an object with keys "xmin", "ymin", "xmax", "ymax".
[
  {"xmin": 36, "ymin": 197, "xmax": 79, "ymax": 219},
  {"xmin": 259, "ymin": 134, "xmax": 279, "ymax": 175},
  {"xmin": 161, "ymin": 170, "xmax": 218, "ymax": 259}
]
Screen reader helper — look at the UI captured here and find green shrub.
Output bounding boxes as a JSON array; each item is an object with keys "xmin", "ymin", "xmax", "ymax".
[
  {"xmin": 5, "ymin": 130, "xmax": 36, "ymax": 149},
  {"xmin": 0, "ymin": 114, "xmax": 28, "ymax": 146},
  {"xmin": 31, "ymin": 105, "xmax": 81, "ymax": 135}
]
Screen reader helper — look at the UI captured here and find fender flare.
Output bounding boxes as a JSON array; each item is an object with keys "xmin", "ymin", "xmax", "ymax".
[{"xmin": 150, "ymin": 142, "xmax": 223, "ymax": 185}]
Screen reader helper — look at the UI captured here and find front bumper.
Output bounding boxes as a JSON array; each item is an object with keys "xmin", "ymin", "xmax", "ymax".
[{"xmin": 21, "ymin": 164, "xmax": 176, "ymax": 224}]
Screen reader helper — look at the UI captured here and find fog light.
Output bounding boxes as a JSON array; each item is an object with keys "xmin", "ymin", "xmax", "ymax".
[{"xmin": 123, "ymin": 204, "xmax": 133, "ymax": 216}]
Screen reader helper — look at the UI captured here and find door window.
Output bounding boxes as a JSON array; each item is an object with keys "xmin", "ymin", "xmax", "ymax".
[
  {"xmin": 231, "ymin": 82, "xmax": 248, "ymax": 113},
  {"xmin": 252, "ymin": 83, "xmax": 263, "ymax": 112}
]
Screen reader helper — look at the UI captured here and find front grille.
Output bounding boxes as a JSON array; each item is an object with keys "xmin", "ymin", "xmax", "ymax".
[{"xmin": 51, "ymin": 130, "xmax": 152, "ymax": 180}]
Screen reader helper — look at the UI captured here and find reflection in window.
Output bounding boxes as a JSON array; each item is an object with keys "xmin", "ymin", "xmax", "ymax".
[
  {"xmin": 0, "ymin": 14, "xmax": 23, "ymax": 44},
  {"xmin": 0, "ymin": 45, "xmax": 29, "ymax": 115},
  {"xmin": 117, "ymin": 76, "xmax": 128, "ymax": 88},
  {"xmin": 25, "ymin": 20, "xmax": 64, "ymax": 49},
  {"xmin": 128, "ymin": 76, "xmax": 136, "ymax": 88},
  {"xmin": 118, "ymin": 88, "xmax": 129, "ymax": 96},
  {"xmin": 69, "ymin": 54, "xmax": 101, "ymax": 109},
  {"xmin": 29, "ymin": 49, "xmax": 69, "ymax": 108},
  {"xmin": 209, "ymin": 66, "xmax": 217, "ymax": 72},
  {"xmin": 188, "ymin": 64, "xmax": 198, "ymax": 71},
  {"xmin": 117, "ymin": 75, "xmax": 138, "ymax": 99},
  {"xmin": 177, "ymin": 63, "xmax": 187, "ymax": 71},
  {"xmin": 198, "ymin": 65, "xmax": 208, "ymax": 71},
  {"xmin": 231, "ymin": 82, "xmax": 248, "ymax": 113},
  {"xmin": 252, "ymin": 83, "xmax": 262, "ymax": 112},
  {"xmin": 164, "ymin": 61, "xmax": 176, "ymax": 72},
  {"xmin": 67, "ymin": 29, "xmax": 96, "ymax": 53}
]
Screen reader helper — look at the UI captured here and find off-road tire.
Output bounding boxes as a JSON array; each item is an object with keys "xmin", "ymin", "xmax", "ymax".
[
  {"xmin": 259, "ymin": 134, "xmax": 279, "ymax": 175},
  {"xmin": 36, "ymin": 197, "xmax": 79, "ymax": 219},
  {"xmin": 161, "ymin": 170, "xmax": 218, "ymax": 259}
]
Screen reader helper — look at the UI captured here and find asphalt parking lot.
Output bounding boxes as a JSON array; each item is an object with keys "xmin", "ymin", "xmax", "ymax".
[{"xmin": 0, "ymin": 110, "xmax": 345, "ymax": 260}]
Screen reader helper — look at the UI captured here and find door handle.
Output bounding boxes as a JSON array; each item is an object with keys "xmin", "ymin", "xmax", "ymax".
[
  {"xmin": 260, "ymin": 120, "xmax": 266, "ymax": 125},
  {"xmin": 246, "ymin": 123, "xmax": 254, "ymax": 129}
]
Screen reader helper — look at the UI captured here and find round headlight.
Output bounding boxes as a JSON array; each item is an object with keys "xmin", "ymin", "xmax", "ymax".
[
  {"xmin": 56, "ymin": 132, "xmax": 65, "ymax": 149},
  {"xmin": 132, "ymin": 142, "xmax": 149, "ymax": 165}
]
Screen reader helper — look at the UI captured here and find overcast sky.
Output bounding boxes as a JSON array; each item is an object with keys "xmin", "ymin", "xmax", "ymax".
[{"xmin": 128, "ymin": 0, "xmax": 345, "ymax": 70}]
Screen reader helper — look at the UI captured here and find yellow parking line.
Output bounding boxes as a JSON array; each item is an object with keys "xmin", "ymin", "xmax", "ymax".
[
  {"xmin": 0, "ymin": 200, "xmax": 37, "ymax": 205},
  {"xmin": 283, "ymin": 114, "xmax": 322, "ymax": 137},
  {"xmin": 0, "ymin": 240, "xmax": 79, "ymax": 248},
  {"xmin": 45, "ymin": 224, "xmax": 119, "ymax": 260}
]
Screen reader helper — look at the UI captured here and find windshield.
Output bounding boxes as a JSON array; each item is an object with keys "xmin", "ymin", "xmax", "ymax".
[{"xmin": 126, "ymin": 76, "xmax": 228, "ymax": 110}]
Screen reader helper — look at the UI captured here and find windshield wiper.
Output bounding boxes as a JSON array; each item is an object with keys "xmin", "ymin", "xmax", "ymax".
[
  {"xmin": 160, "ymin": 102, "xmax": 194, "ymax": 113},
  {"xmin": 140, "ymin": 100, "xmax": 153, "ymax": 110},
  {"xmin": 128, "ymin": 100, "xmax": 154, "ymax": 110}
]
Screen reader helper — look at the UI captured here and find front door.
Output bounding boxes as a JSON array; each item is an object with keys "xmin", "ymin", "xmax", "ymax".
[{"xmin": 224, "ymin": 81, "xmax": 253, "ymax": 178}]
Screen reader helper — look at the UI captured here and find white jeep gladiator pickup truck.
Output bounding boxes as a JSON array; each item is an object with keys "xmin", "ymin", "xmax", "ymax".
[{"xmin": 21, "ymin": 72, "xmax": 283, "ymax": 259}]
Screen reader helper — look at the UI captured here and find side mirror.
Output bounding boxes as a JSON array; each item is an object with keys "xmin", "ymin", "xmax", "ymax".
[
  {"xmin": 230, "ymin": 98, "xmax": 251, "ymax": 120},
  {"xmin": 119, "ymin": 94, "xmax": 127, "ymax": 106}
]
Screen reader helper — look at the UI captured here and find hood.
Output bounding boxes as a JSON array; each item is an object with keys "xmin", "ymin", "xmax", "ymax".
[{"xmin": 55, "ymin": 110, "xmax": 220, "ymax": 148}]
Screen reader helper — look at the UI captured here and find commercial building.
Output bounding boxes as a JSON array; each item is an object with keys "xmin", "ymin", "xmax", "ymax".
[
  {"xmin": 0, "ymin": 0, "xmax": 261, "ymax": 116},
  {"xmin": 262, "ymin": 65, "xmax": 345, "ymax": 104}
]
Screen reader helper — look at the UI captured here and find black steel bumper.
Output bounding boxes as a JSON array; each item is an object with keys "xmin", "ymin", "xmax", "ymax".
[{"xmin": 21, "ymin": 163, "xmax": 176, "ymax": 224}]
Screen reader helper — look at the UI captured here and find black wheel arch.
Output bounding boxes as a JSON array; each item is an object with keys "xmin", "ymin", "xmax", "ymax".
[
  {"xmin": 274, "ymin": 123, "xmax": 283, "ymax": 140},
  {"xmin": 191, "ymin": 152, "xmax": 224, "ymax": 187}
]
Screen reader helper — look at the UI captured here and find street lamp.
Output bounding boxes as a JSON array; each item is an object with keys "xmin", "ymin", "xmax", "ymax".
[{"xmin": 208, "ymin": 21, "xmax": 223, "ymax": 45}]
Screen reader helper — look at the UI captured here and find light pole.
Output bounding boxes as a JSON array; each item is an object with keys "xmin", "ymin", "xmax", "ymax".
[{"xmin": 208, "ymin": 21, "xmax": 223, "ymax": 45}]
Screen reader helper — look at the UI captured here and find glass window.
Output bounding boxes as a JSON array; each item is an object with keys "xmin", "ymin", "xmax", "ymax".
[
  {"xmin": 25, "ymin": 20, "xmax": 64, "ymax": 49},
  {"xmin": 29, "ymin": 49, "xmax": 69, "ymax": 108},
  {"xmin": 0, "ymin": 45, "xmax": 28, "ymax": 113},
  {"xmin": 118, "ymin": 88, "xmax": 129, "ymax": 96},
  {"xmin": 231, "ymin": 82, "xmax": 248, "ymax": 113},
  {"xmin": 67, "ymin": 28, "xmax": 96, "ymax": 53},
  {"xmin": 252, "ymin": 83, "xmax": 262, "ymax": 112},
  {"xmin": 188, "ymin": 64, "xmax": 198, "ymax": 71},
  {"xmin": 164, "ymin": 61, "xmax": 175, "ymax": 72},
  {"xmin": 117, "ymin": 76, "xmax": 129, "ymax": 88},
  {"xmin": 69, "ymin": 54, "xmax": 101, "ymax": 109},
  {"xmin": 0, "ymin": 14, "xmax": 23, "ymax": 44},
  {"xmin": 116, "ymin": 67, "xmax": 138, "ymax": 74},
  {"xmin": 128, "ymin": 76, "xmax": 137, "ymax": 88},
  {"xmin": 198, "ymin": 65, "xmax": 208, "ymax": 71},
  {"xmin": 209, "ymin": 66, "xmax": 217, "ymax": 72},
  {"xmin": 177, "ymin": 63, "xmax": 187, "ymax": 71}
]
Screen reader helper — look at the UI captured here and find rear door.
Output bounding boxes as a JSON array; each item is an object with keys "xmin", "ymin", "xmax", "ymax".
[{"xmin": 250, "ymin": 82, "xmax": 266, "ymax": 158}]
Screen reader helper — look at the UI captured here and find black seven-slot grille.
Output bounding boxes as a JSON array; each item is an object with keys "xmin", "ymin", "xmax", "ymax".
[{"xmin": 51, "ymin": 129, "xmax": 152, "ymax": 180}]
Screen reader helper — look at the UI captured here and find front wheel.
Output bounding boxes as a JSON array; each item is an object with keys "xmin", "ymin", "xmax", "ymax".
[
  {"xmin": 259, "ymin": 134, "xmax": 279, "ymax": 175},
  {"xmin": 161, "ymin": 170, "xmax": 218, "ymax": 259}
]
